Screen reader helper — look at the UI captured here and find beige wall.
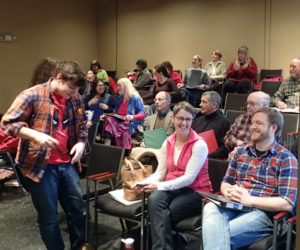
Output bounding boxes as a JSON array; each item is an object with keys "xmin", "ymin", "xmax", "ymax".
[
  {"xmin": 97, "ymin": 0, "xmax": 300, "ymax": 80},
  {"xmin": 0, "ymin": 0, "xmax": 98, "ymax": 113}
]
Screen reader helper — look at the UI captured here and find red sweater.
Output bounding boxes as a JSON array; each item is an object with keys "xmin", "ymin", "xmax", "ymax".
[{"xmin": 227, "ymin": 57, "xmax": 257, "ymax": 82}]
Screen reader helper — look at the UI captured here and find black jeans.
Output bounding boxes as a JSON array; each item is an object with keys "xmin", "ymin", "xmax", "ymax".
[
  {"xmin": 223, "ymin": 79, "xmax": 250, "ymax": 94},
  {"xmin": 148, "ymin": 188, "xmax": 203, "ymax": 250}
]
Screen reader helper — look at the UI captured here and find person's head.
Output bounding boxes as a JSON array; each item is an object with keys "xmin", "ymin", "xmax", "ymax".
[
  {"xmin": 136, "ymin": 58, "xmax": 147, "ymax": 72},
  {"xmin": 94, "ymin": 80, "xmax": 107, "ymax": 97},
  {"xmin": 53, "ymin": 60, "xmax": 86, "ymax": 99},
  {"xmin": 30, "ymin": 57, "xmax": 59, "ymax": 87},
  {"xmin": 162, "ymin": 61, "xmax": 173, "ymax": 74},
  {"xmin": 192, "ymin": 55, "xmax": 202, "ymax": 68},
  {"xmin": 90, "ymin": 59, "xmax": 101, "ymax": 73},
  {"xmin": 246, "ymin": 91, "xmax": 270, "ymax": 115},
  {"xmin": 86, "ymin": 70, "xmax": 95, "ymax": 82},
  {"xmin": 154, "ymin": 64, "xmax": 170, "ymax": 79},
  {"xmin": 173, "ymin": 102, "xmax": 195, "ymax": 133},
  {"xmin": 251, "ymin": 107, "xmax": 283, "ymax": 144},
  {"xmin": 289, "ymin": 57, "xmax": 300, "ymax": 80},
  {"xmin": 200, "ymin": 91, "xmax": 221, "ymax": 115},
  {"xmin": 154, "ymin": 91, "xmax": 171, "ymax": 113},
  {"xmin": 211, "ymin": 49, "xmax": 222, "ymax": 62},
  {"xmin": 117, "ymin": 77, "xmax": 140, "ymax": 101},
  {"xmin": 237, "ymin": 45, "xmax": 249, "ymax": 63}
]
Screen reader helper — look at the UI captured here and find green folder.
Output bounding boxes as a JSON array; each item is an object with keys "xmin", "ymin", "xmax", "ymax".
[{"xmin": 144, "ymin": 128, "xmax": 167, "ymax": 149}]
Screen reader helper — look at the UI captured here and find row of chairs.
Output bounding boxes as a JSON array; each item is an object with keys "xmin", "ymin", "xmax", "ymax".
[{"xmin": 84, "ymin": 143, "xmax": 294, "ymax": 249}]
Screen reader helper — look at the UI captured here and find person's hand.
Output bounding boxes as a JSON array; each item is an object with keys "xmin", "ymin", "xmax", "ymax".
[
  {"xmin": 99, "ymin": 103, "xmax": 108, "ymax": 110},
  {"xmin": 140, "ymin": 141, "xmax": 146, "ymax": 148},
  {"xmin": 178, "ymin": 83, "xmax": 184, "ymax": 88},
  {"xmin": 86, "ymin": 121, "xmax": 93, "ymax": 128},
  {"xmin": 241, "ymin": 62, "xmax": 248, "ymax": 69},
  {"xmin": 70, "ymin": 142, "xmax": 86, "ymax": 165},
  {"xmin": 143, "ymin": 183, "xmax": 158, "ymax": 193},
  {"xmin": 210, "ymin": 75, "xmax": 216, "ymax": 80},
  {"xmin": 125, "ymin": 115, "xmax": 134, "ymax": 121},
  {"xmin": 35, "ymin": 132, "xmax": 59, "ymax": 149},
  {"xmin": 198, "ymin": 84, "xmax": 205, "ymax": 90},
  {"xmin": 227, "ymin": 145, "xmax": 240, "ymax": 160},
  {"xmin": 100, "ymin": 114, "xmax": 107, "ymax": 121},
  {"xmin": 88, "ymin": 96, "xmax": 99, "ymax": 107},
  {"xmin": 233, "ymin": 62, "xmax": 240, "ymax": 71},
  {"xmin": 222, "ymin": 184, "xmax": 236, "ymax": 200},
  {"xmin": 276, "ymin": 101, "xmax": 288, "ymax": 109}
]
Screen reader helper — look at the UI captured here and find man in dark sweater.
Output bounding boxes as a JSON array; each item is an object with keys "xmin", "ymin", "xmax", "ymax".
[{"xmin": 192, "ymin": 91, "xmax": 231, "ymax": 159}]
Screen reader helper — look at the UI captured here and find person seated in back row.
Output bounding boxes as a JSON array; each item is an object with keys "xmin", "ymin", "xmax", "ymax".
[
  {"xmin": 223, "ymin": 45, "xmax": 257, "ymax": 94},
  {"xmin": 140, "ymin": 91, "xmax": 175, "ymax": 147},
  {"xmin": 272, "ymin": 56, "xmax": 300, "ymax": 109},
  {"xmin": 204, "ymin": 49, "xmax": 227, "ymax": 94},
  {"xmin": 133, "ymin": 58, "xmax": 153, "ymax": 96},
  {"xmin": 142, "ymin": 64, "xmax": 180, "ymax": 105},
  {"xmin": 178, "ymin": 55, "xmax": 209, "ymax": 106},
  {"xmin": 192, "ymin": 91, "xmax": 231, "ymax": 159},
  {"xmin": 202, "ymin": 107, "xmax": 297, "ymax": 249}
]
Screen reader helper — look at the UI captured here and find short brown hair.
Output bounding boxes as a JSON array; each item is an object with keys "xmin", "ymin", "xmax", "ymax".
[
  {"xmin": 252, "ymin": 107, "xmax": 284, "ymax": 139},
  {"xmin": 173, "ymin": 101, "xmax": 196, "ymax": 118},
  {"xmin": 212, "ymin": 49, "xmax": 222, "ymax": 59},
  {"xmin": 56, "ymin": 61, "xmax": 86, "ymax": 88}
]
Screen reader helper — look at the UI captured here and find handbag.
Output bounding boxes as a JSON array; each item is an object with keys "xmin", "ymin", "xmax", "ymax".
[{"xmin": 121, "ymin": 157, "xmax": 153, "ymax": 201}]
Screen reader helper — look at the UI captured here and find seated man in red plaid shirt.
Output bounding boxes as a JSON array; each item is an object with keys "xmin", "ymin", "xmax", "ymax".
[
  {"xmin": 224, "ymin": 91, "xmax": 270, "ymax": 158},
  {"xmin": 202, "ymin": 107, "xmax": 298, "ymax": 249}
]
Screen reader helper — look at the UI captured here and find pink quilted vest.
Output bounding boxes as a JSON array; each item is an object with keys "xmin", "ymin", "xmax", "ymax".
[{"xmin": 166, "ymin": 129, "xmax": 212, "ymax": 193}]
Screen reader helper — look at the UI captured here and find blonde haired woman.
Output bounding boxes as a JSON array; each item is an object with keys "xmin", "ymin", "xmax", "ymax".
[
  {"xmin": 223, "ymin": 45, "xmax": 257, "ymax": 94},
  {"xmin": 102, "ymin": 78, "xmax": 146, "ymax": 149}
]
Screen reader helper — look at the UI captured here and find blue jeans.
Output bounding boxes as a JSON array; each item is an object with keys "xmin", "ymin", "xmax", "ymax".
[
  {"xmin": 202, "ymin": 202, "xmax": 273, "ymax": 249},
  {"xmin": 183, "ymin": 88, "xmax": 204, "ymax": 106},
  {"xmin": 27, "ymin": 163, "xmax": 85, "ymax": 250},
  {"xmin": 148, "ymin": 188, "xmax": 203, "ymax": 250}
]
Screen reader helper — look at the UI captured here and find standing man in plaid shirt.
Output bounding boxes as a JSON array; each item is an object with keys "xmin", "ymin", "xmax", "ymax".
[
  {"xmin": 1, "ymin": 61, "xmax": 89, "ymax": 250},
  {"xmin": 272, "ymin": 56, "xmax": 300, "ymax": 109},
  {"xmin": 224, "ymin": 91, "xmax": 270, "ymax": 157},
  {"xmin": 202, "ymin": 107, "xmax": 298, "ymax": 249}
]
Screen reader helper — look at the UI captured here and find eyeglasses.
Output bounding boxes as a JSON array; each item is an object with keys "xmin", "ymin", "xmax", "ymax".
[
  {"xmin": 175, "ymin": 116, "xmax": 193, "ymax": 123},
  {"xmin": 97, "ymin": 84, "xmax": 105, "ymax": 87},
  {"xmin": 154, "ymin": 98, "xmax": 167, "ymax": 102},
  {"xmin": 246, "ymin": 101, "xmax": 260, "ymax": 106}
]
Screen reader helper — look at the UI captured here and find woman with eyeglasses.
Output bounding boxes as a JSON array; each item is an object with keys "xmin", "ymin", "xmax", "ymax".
[
  {"xmin": 85, "ymin": 79, "xmax": 116, "ymax": 121},
  {"xmin": 135, "ymin": 101, "xmax": 212, "ymax": 250}
]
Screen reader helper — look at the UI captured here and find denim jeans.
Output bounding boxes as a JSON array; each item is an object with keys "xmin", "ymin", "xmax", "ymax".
[
  {"xmin": 202, "ymin": 202, "xmax": 273, "ymax": 249},
  {"xmin": 148, "ymin": 188, "xmax": 203, "ymax": 250},
  {"xmin": 184, "ymin": 88, "xmax": 204, "ymax": 106},
  {"xmin": 27, "ymin": 163, "xmax": 85, "ymax": 250}
]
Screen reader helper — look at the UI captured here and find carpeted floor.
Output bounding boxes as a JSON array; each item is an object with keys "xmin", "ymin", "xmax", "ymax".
[{"xmin": 0, "ymin": 185, "xmax": 123, "ymax": 250}]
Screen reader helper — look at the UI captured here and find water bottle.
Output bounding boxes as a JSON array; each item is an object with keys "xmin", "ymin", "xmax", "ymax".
[{"xmin": 121, "ymin": 238, "xmax": 134, "ymax": 250}]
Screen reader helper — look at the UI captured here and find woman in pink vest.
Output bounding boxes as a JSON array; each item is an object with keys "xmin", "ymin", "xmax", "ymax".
[{"xmin": 136, "ymin": 101, "xmax": 212, "ymax": 250}]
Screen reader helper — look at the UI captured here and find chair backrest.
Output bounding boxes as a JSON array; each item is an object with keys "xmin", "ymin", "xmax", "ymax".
[
  {"xmin": 224, "ymin": 93, "xmax": 248, "ymax": 114},
  {"xmin": 281, "ymin": 113, "xmax": 299, "ymax": 144},
  {"xmin": 106, "ymin": 70, "xmax": 116, "ymax": 79},
  {"xmin": 208, "ymin": 158, "xmax": 228, "ymax": 193},
  {"xmin": 225, "ymin": 110, "xmax": 246, "ymax": 123},
  {"xmin": 86, "ymin": 143, "xmax": 125, "ymax": 179},
  {"xmin": 174, "ymin": 69, "xmax": 182, "ymax": 78},
  {"xmin": 261, "ymin": 81, "xmax": 282, "ymax": 96},
  {"xmin": 87, "ymin": 120, "xmax": 100, "ymax": 151},
  {"xmin": 260, "ymin": 69, "xmax": 283, "ymax": 81}
]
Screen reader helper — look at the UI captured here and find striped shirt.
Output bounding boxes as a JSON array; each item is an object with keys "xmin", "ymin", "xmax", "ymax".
[
  {"xmin": 272, "ymin": 76, "xmax": 300, "ymax": 108},
  {"xmin": 223, "ymin": 142, "xmax": 298, "ymax": 208},
  {"xmin": 1, "ymin": 80, "xmax": 88, "ymax": 181}
]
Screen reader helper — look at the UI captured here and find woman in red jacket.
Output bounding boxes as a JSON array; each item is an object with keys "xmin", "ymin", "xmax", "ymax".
[{"xmin": 223, "ymin": 45, "xmax": 257, "ymax": 94}]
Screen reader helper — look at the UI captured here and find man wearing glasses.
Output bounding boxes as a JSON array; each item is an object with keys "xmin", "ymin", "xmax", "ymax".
[{"xmin": 224, "ymin": 91, "xmax": 270, "ymax": 158}]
